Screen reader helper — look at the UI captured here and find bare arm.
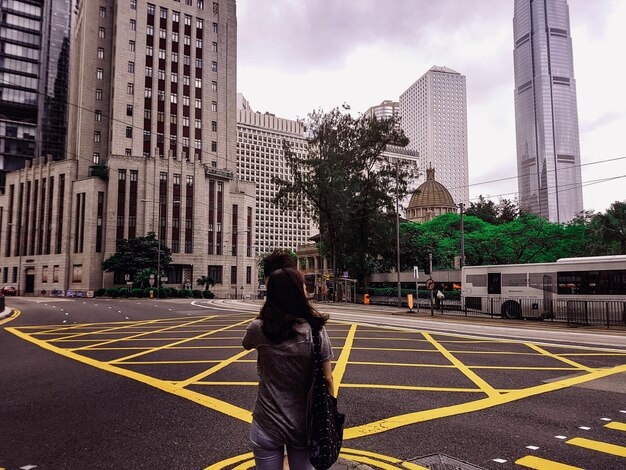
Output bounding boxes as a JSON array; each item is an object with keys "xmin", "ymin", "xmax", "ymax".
[{"xmin": 322, "ymin": 360, "xmax": 335, "ymax": 397}]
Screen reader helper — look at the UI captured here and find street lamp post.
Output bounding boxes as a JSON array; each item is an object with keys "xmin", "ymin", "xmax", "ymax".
[
  {"xmin": 231, "ymin": 228, "xmax": 250, "ymax": 299},
  {"xmin": 142, "ymin": 198, "xmax": 179, "ymax": 298},
  {"xmin": 8, "ymin": 223, "xmax": 22, "ymax": 296}
]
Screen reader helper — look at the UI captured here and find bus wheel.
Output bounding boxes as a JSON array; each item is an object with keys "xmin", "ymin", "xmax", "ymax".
[{"xmin": 502, "ymin": 301, "xmax": 522, "ymax": 319}]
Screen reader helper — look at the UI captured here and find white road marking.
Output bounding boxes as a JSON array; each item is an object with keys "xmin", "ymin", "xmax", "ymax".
[
  {"xmin": 492, "ymin": 459, "xmax": 507, "ymax": 463},
  {"xmin": 601, "ymin": 417, "xmax": 612, "ymax": 421},
  {"xmin": 125, "ymin": 317, "xmax": 129, "ymax": 320},
  {"xmin": 20, "ymin": 465, "xmax": 38, "ymax": 470},
  {"xmin": 62, "ymin": 320, "xmax": 67, "ymax": 323},
  {"xmin": 555, "ymin": 435, "xmax": 568, "ymax": 440},
  {"xmin": 621, "ymin": 410, "xmax": 626, "ymax": 414},
  {"xmin": 65, "ymin": 312, "xmax": 68, "ymax": 316},
  {"xmin": 117, "ymin": 311, "xmax": 122, "ymax": 313},
  {"xmin": 579, "ymin": 426, "xmax": 591, "ymax": 430},
  {"xmin": 526, "ymin": 446, "xmax": 539, "ymax": 450}
]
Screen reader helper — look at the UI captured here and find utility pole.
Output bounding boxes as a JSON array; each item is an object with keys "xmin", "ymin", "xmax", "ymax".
[
  {"xmin": 396, "ymin": 158, "xmax": 402, "ymax": 308},
  {"xmin": 459, "ymin": 202, "xmax": 465, "ymax": 268},
  {"xmin": 429, "ymin": 252, "xmax": 434, "ymax": 316}
]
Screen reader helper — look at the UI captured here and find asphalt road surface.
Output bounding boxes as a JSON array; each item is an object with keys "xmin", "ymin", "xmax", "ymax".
[{"xmin": 1, "ymin": 297, "xmax": 625, "ymax": 470}]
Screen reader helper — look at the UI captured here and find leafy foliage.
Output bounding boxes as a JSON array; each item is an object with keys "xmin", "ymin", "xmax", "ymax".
[
  {"xmin": 273, "ymin": 106, "xmax": 416, "ymax": 286},
  {"xmin": 101, "ymin": 233, "xmax": 172, "ymax": 282}
]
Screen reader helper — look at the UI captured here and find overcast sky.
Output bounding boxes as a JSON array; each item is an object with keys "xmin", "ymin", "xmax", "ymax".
[{"xmin": 236, "ymin": 0, "xmax": 626, "ymax": 214}]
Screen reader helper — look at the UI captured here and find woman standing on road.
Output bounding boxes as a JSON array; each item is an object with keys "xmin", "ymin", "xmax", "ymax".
[{"xmin": 242, "ymin": 268, "xmax": 334, "ymax": 470}]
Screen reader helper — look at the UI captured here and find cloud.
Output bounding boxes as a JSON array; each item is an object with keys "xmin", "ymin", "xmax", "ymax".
[{"xmin": 237, "ymin": 0, "xmax": 512, "ymax": 72}]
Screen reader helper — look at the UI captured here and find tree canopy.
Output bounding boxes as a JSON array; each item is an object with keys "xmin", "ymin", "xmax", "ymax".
[
  {"xmin": 273, "ymin": 106, "xmax": 416, "ymax": 286},
  {"xmin": 101, "ymin": 233, "xmax": 172, "ymax": 283}
]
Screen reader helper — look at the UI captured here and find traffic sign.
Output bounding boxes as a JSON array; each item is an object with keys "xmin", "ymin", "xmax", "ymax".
[
  {"xmin": 426, "ymin": 278, "xmax": 435, "ymax": 290},
  {"xmin": 160, "ymin": 276, "xmax": 168, "ymax": 282},
  {"xmin": 149, "ymin": 274, "xmax": 155, "ymax": 279},
  {"xmin": 413, "ymin": 266, "xmax": 419, "ymax": 279},
  {"xmin": 149, "ymin": 279, "xmax": 155, "ymax": 286}
]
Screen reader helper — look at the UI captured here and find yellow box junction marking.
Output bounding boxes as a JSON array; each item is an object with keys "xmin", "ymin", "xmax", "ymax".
[
  {"xmin": 422, "ymin": 332, "xmax": 499, "ymax": 398},
  {"xmin": 8, "ymin": 316, "xmax": 626, "ymax": 443},
  {"xmin": 605, "ymin": 421, "xmax": 626, "ymax": 432},
  {"xmin": 566, "ymin": 437, "xmax": 626, "ymax": 457},
  {"xmin": 333, "ymin": 323, "xmax": 357, "ymax": 398},
  {"xmin": 524, "ymin": 343, "xmax": 596, "ymax": 372},
  {"xmin": 515, "ymin": 455, "xmax": 584, "ymax": 469}
]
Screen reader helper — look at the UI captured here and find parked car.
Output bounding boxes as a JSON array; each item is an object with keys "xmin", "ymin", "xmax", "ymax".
[{"xmin": 1, "ymin": 286, "xmax": 17, "ymax": 296}]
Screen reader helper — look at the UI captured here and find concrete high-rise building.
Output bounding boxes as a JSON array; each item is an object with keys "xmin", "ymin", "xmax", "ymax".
[
  {"xmin": 236, "ymin": 94, "xmax": 312, "ymax": 255},
  {"xmin": 513, "ymin": 0, "xmax": 583, "ymax": 223},
  {"xmin": 364, "ymin": 100, "xmax": 399, "ymax": 121},
  {"xmin": 0, "ymin": 0, "xmax": 72, "ymax": 190},
  {"xmin": 399, "ymin": 66, "xmax": 469, "ymax": 205},
  {"xmin": 0, "ymin": 0, "xmax": 257, "ymax": 298}
]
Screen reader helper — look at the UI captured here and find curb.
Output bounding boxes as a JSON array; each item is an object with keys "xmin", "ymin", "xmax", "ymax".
[
  {"xmin": 335, "ymin": 457, "xmax": 374, "ymax": 470},
  {"xmin": 0, "ymin": 306, "xmax": 13, "ymax": 320}
]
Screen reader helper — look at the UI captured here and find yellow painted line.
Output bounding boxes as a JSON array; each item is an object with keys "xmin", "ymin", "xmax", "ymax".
[
  {"xmin": 605, "ymin": 421, "xmax": 626, "ymax": 432},
  {"xmin": 342, "ymin": 455, "xmax": 403, "ymax": 470},
  {"xmin": 348, "ymin": 361, "xmax": 455, "ymax": 368},
  {"xmin": 0, "ymin": 308, "xmax": 20, "ymax": 325},
  {"xmin": 422, "ymin": 332, "xmax": 500, "ymax": 399},
  {"xmin": 343, "ymin": 363, "xmax": 626, "ymax": 440},
  {"xmin": 72, "ymin": 316, "xmax": 218, "ymax": 351},
  {"xmin": 231, "ymin": 461, "xmax": 255, "ymax": 470},
  {"xmin": 120, "ymin": 360, "xmax": 223, "ymax": 365},
  {"xmin": 50, "ymin": 318, "xmax": 163, "ymax": 341},
  {"xmin": 6, "ymin": 327, "xmax": 253, "ymax": 424},
  {"xmin": 192, "ymin": 381, "xmax": 258, "ymax": 386},
  {"xmin": 561, "ymin": 353, "xmax": 626, "ymax": 356},
  {"xmin": 515, "ymin": 455, "xmax": 584, "ymax": 469},
  {"xmin": 469, "ymin": 366, "xmax": 584, "ymax": 371},
  {"xmin": 567, "ymin": 437, "xmax": 626, "ymax": 457},
  {"xmin": 110, "ymin": 318, "xmax": 251, "ymax": 363},
  {"xmin": 339, "ymin": 383, "xmax": 486, "ymax": 393},
  {"xmin": 339, "ymin": 448, "xmax": 429, "ymax": 470},
  {"xmin": 333, "ymin": 324, "xmax": 357, "ymax": 398},
  {"xmin": 525, "ymin": 343, "xmax": 595, "ymax": 372},
  {"xmin": 174, "ymin": 349, "xmax": 255, "ymax": 389},
  {"xmin": 204, "ymin": 452, "xmax": 254, "ymax": 470},
  {"xmin": 353, "ymin": 347, "xmax": 543, "ymax": 356}
]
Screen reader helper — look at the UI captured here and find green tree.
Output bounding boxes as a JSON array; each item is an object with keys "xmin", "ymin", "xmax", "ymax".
[
  {"xmin": 465, "ymin": 195, "xmax": 519, "ymax": 225},
  {"xmin": 101, "ymin": 233, "xmax": 172, "ymax": 282},
  {"xmin": 135, "ymin": 268, "xmax": 156, "ymax": 288},
  {"xmin": 274, "ymin": 107, "xmax": 414, "ymax": 288},
  {"xmin": 196, "ymin": 275, "xmax": 216, "ymax": 291},
  {"xmin": 591, "ymin": 201, "xmax": 626, "ymax": 254}
]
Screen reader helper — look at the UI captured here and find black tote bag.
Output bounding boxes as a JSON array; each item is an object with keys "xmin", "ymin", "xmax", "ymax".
[{"xmin": 308, "ymin": 326, "xmax": 345, "ymax": 470}]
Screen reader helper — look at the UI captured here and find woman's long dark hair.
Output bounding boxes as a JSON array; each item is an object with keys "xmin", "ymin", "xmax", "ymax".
[{"xmin": 259, "ymin": 268, "xmax": 329, "ymax": 343}]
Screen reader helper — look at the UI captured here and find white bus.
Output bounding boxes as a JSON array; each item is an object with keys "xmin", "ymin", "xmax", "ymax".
[{"xmin": 461, "ymin": 255, "xmax": 626, "ymax": 324}]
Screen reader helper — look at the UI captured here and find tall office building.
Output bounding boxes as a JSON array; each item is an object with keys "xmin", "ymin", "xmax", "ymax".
[
  {"xmin": 0, "ymin": 0, "xmax": 258, "ymax": 298},
  {"xmin": 364, "ymin": 100, "xmax": 399, "ymax": 121},
  {"xmin": 513, "ymin": 0, "xmax": 583, "ymax": 223},
  {"xmin": 0, "ymin": 0, "xmax": 71, "ymax": 190},
  {"xmin": 399, "ymin": 66, "xmax": 469, "ymax": 205},
  {"xmin": 236, "ymin": 94, "xmax": 312, "ymax": 255}
]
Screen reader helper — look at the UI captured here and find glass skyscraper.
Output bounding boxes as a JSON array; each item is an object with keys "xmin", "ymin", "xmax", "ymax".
[
  {"xmin": 0, "ymin": 0, "xmax": 71, "ymax": 191},
  {"xmin": 513, "ymin": 0, "xmax": 583, "ymax": 223}
]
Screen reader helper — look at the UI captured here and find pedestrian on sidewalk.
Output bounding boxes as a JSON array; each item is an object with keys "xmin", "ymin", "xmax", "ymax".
[{"xmin": 243, "ymin": 267, "xmax": 335, "ymax": 470}]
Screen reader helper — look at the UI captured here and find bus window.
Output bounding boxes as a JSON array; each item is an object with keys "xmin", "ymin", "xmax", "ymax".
[
  {"xmin": 487, "ymin": 273, "xmax": 501, "ymax": 295},
  {"xmin": 558, "ymin": 272, "xmax": 582, "ymax": 295}
]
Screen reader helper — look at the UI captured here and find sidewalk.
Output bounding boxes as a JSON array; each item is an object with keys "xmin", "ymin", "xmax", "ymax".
[{"xmin": 0, "ymin": 306, "xmax": 13, "ymax": 320}]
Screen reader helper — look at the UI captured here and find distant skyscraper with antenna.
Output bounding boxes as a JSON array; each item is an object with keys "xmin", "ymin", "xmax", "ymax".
[{"xmin": 513, "ymin": 0, "xmax": 583, "ymax": 223}]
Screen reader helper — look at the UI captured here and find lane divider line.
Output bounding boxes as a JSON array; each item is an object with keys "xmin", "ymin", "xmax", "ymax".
[
  {"xmin": 422, "ymin": 332, "xmax": 499, "ymax": 398},
  {"xmin": 332, "ymin": 323, "xmax": 357, "ymax": 398}
]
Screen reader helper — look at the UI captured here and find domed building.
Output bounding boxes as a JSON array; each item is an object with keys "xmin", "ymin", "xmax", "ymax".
[{"xmin": 406, "ymin": 167, "xmax": 457, "ymax": 222}]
